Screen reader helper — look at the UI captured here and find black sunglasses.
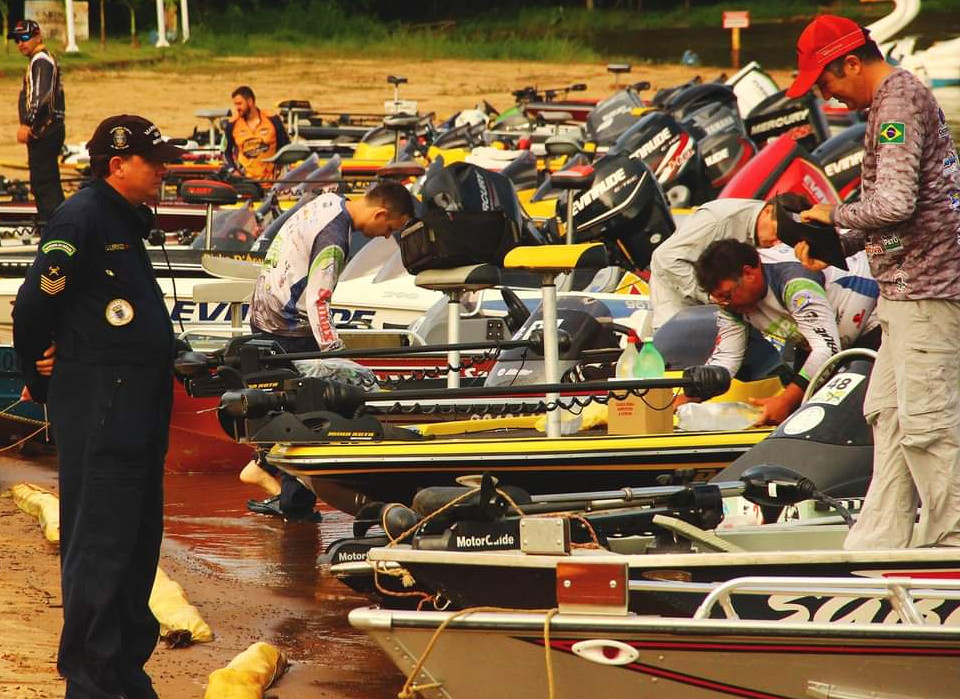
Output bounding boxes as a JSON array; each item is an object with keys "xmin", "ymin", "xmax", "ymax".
[{"xmin": 13, "ymin": 34, "xmax": 34, "ymax": 43}]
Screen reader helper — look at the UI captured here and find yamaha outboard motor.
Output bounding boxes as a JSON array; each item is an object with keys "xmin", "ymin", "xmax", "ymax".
[
  {"xmin": 811, "ymin": 122, "xmax": 866, "ymax": 203},
  {"xmin": 571, "ymin": 152, "xmax": 675, "ymax": 271},
  {"xmin": 744, "ymin": 90, "xmax": 831, "ymax": 152},
  {"xmin": 585, "ymin": 87, "xmax": 647, "ymax": 147},
  {"xmin": 485, "ymin": 296, "xmax": 619, "ymax": 387},
  {"xmin": 719, "ymin": 133, "xmax": 840, "ymax": 205},
  {"xmin": 713, "ymin": 351, "xmax": 875, "ymax": 507},
  {"xmin": 612, "ymin": 111, "xmax": 707, "ymax": 207}
]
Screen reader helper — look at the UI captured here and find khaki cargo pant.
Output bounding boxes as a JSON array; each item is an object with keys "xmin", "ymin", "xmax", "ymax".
[{"xmin": 844, "ymin": 297, "xmax": 960, "ymax": 549}]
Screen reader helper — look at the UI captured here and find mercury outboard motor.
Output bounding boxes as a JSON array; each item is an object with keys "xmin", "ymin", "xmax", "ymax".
[
  {"xmin": 571, "ymin": 152, "xmax": 675, "ymax": 271},
  {"xmin": 713, "ymin": 351, "xmax": 875, "ymax": 511},
  {"xmin": 719, "ymin": 133, "xmax": 840, "ymax": 205},
  {"xmin": 585, "ymin": 86, "xmax": 648, "ymax": 147},
  {"xmin": 811, "ymin": 122, "xmax": 866, "ymax": 203},
  {"xmin": 485, "ymin": 296, "xmax": 619, "ymax": 387},
  {"xmin": 612, "ymin": 111, "xmax": 707, "ymax": 207},
  {"xmin": 744, "ymin": 90, "xmax": 830, "ymax": 152}
]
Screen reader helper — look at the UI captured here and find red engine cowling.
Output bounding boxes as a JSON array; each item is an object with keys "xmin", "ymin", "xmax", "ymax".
[{"xmin": 718, "ymin": 134, "xmax": 839, "ymax": 205}]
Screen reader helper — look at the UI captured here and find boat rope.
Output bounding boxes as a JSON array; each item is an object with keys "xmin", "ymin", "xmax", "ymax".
[
  {"xmin": 396, "ymin": 605, "xmax": 557, "ymax": 699},
  {"xmin": 543, "ymin": 608, "xmax": 561, "ymax": 699},
  {"xmin": 0, "ymin": 424, "xmax": 48, "ymax": 454}
]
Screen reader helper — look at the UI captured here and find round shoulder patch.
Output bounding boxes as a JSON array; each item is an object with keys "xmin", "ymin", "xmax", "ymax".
[{"xmin": 105, "ymin": 298, "xmax": 135, "ymax": 327}]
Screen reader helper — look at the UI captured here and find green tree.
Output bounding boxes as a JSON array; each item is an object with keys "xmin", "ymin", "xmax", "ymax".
[
  {"xmin": 120, "ymin": 0, "xmax": 140, "ymax": 47},
  {"xmin": 0, "ymin": 1, "xmax": 8, "ymax": 54}
]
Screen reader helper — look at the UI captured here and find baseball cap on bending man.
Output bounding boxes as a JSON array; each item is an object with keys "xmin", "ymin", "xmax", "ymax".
[
  {"xmin": 786, "ymin": 15, "xmax": 869, "ymax": 99},
  {"xmin": 7, "ymin": 19, "xmax": 40, "ymax": 40},
  {"xmin": 86, "ymin": 115, "xmax": 186, "ymax": 162}
]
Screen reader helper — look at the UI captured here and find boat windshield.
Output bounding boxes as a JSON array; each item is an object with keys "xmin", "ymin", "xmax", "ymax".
[
  {"xmin": 372, "ymin": 246, "xmax": 411, "ymax": 283},
  {"xmin": 340, "ymin": 235, "xmax": 399, "ymax": 283}
]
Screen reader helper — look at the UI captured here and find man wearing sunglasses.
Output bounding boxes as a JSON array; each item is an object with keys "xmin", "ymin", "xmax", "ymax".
[{"xmin": 9, "ymin": 19, "xmax": 65, "ymax": 229}]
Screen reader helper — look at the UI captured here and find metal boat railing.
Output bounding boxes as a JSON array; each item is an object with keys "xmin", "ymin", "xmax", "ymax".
[{"xmin": 693, "ymin": 575, "xmax": 960, "ymax": 624}]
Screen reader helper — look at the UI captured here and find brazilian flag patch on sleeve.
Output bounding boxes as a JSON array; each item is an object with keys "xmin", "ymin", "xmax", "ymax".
[{"xmin": 878, "ymin": 122, "xmax": 905, "ymax": 145}]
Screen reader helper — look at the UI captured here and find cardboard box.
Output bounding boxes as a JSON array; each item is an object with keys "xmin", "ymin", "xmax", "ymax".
[{"xmin": 607, "ymin": 387, "xmax": 676, "ymax": 435}]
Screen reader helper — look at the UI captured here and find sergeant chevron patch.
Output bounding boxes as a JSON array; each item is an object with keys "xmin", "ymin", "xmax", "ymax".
[{"xmin": 40, "ymin": 268, "xmax": 66, "ymax": 295}]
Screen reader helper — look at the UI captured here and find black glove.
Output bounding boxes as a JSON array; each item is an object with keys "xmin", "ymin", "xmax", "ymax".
[{"xmin": 682, "ymin": 365, "xmax": 730, "ymax": 401}]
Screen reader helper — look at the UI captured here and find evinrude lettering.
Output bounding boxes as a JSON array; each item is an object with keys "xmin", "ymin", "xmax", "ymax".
[
  {"xmin": 571, "ymin": 168, "xmax": 628, "ymax": 216},
  {"xmin": 824, "ymin": 150, "xmax": 864, "ymax": 177},
  {"xmin": 455, "ymin": 533, "xmax": 516, "ymax": 548},
  {"xmin": 811, "ymin": 325, "xmax": 839, "ymax": 354},
  {"xmin": 750, "ymin": 108, "xmax": 809, "ymax": 136},
  {"xmin": 802, "ymin": 174, "xmax": 830, "ymax": 204},
  {"xmin": 632, "ymin": 127, "xmax": 673, "ymax": 160},
  {"xmin": 704, "ymin": 148, "xmax": 730, "ymax": 168}
]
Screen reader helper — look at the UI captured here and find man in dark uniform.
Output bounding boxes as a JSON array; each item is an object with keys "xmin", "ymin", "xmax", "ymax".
[
  {"xmin": 10, "ymin": 19, "xmax": 66, "ymax": 227},
  {"xmin": 14, "ymin": 115, "xmax": 185, "ymax": 699}
]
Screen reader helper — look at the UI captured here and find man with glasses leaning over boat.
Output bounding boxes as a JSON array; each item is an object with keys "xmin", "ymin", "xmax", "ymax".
[
  {"xmin": 241, "ymin": 180, "xmax": 416, "ymax": 521},
  {"xmin": 10, "ymin": 19, "xmax": 65, "ymax": 229},
  {"xmin": 687, "ymin": 238, "xmax": 880, "ymax": 427},
  {"xmin": 789, "ymin": 15, "xmax": 960, "ymax": 550}
]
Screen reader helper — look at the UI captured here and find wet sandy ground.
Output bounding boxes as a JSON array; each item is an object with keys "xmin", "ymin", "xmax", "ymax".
[{"xmin": 0, "ymin": 450, "xmax": 404, "ymax": 698}]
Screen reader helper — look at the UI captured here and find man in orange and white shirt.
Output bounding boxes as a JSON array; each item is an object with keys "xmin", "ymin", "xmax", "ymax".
[{"xmin": 223, "ymin": 85, "xmax": 289, "ymax": 181}]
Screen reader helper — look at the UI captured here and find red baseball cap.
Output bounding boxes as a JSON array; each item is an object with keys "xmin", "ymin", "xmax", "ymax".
[{"xmin": 786, "ymin": 15, "xmax": 869, "ymax": 99}]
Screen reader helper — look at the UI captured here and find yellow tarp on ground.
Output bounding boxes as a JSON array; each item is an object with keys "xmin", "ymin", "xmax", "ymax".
[
  {"xmin": 149, "ymin": 567, "xmax": 214, "ymax": 645},
  {"xmin": 10, "ymin": 483, "xmax": 60, "ymax": 543},
  {"xmin": 204, "ymin": 642, "xmax": 288, "ymax": 699}
]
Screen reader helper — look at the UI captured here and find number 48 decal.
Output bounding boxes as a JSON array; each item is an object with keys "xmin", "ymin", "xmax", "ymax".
[{"xmin": 809, "ymin": 373, "xmax": 866, "ymax": 406}]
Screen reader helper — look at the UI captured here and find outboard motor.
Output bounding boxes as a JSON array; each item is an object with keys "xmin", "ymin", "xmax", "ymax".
[
  {"xmin": 679, "ymin": 101, "xmax": 756, "ymax": 195},
  {"xmin": 713, "ymin": 351, "xmax": 875, "ymax": 505},
  {"xmin": 571, "ymin": 152, "xmax": 675, "ymax": 271},
  {"xmin": 719, "ymin": 133, "xmax": 840, "ymax": 205},
  {"xmin": 744, "ymin": 90, "xmax": 830, "ymax": 152},
  {"xmin": 811, "ymin": 122, "xmax": 866, "ymax": 203},
  {"xmin": 499, "ymin": 150, "xmax": 539, "ymax": 191},
  {"xmin": 663, "ymin": 83, "xmax": 739, "ymax": 122},
  {"xmin": 585, "ymin": 87, "xmax": 648, "ymax": 147},
  {"xmin": 612, "ymin": 111, "xmax": 707, "ymax": 207},
  {"xmin": 485, "ymin": 296, "xmax": 619, "ymax": 387},
  {"xmin": 724, "ymin": 61, "xmax": 780, "ymax": 118}
]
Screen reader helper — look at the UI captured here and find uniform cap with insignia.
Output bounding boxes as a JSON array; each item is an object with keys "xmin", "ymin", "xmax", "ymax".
[
  {"xmin": 6, "ymin": 19, "xmax": 40, "ymax": 39},
  {"xmin": 786, "ymin": 15, "xmax": 869, "ymax": 99},
  {"xmin": 86, "ymin": 115, "xmax": 186, "ymax": 162}
]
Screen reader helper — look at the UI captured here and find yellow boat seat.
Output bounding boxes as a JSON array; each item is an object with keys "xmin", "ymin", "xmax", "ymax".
[{"xmin": 504, "ymin": 242, "xmax": 608, "ymax": 273}]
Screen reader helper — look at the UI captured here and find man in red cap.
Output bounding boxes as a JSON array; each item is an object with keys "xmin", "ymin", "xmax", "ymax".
[
  {"xmin": 789, "ymin": 15, "xmax": 960, "ymax": 550},
  {"xmin": 14, "ymin": 115, "xmax": 185, "ymax": 698}
]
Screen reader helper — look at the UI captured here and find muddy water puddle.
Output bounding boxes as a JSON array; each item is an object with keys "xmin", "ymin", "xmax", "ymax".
[{"xmin": 163, "ymin": 471, "xmax": 403, "ymax": 697}]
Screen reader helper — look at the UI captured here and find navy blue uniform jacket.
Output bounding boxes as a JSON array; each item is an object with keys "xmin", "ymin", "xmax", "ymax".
[{"xmin": 13, "ymin": 179, "xmax": 175, "ymax": 403}]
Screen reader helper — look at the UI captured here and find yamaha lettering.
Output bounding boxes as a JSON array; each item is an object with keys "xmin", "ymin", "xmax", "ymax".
[{"xmin": 704, "ymin": 115, "xmax": 735, "ymax": 136}]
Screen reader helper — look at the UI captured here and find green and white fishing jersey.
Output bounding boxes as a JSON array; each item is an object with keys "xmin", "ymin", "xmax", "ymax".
[{"xmin": 709, "ymin": 245, "xmax": 879, "ymax": 387}]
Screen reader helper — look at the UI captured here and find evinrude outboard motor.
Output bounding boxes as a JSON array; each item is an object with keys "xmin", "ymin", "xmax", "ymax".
[
  {"xmin": 570, "ymin": 152, "xmax": 675, "ymax": 271},
  {"xmin": 611, "ymin": 111, "xmax": 706, "ymax": 207},
  {"xmin": 719, "ymin": 133, "xmax": 840, "ymax": 205},
  {"xmin": 485, "ymin": 296, "xmax": 620, "ymax": 387},
  {"xmin": 811, "ymin": 122, "xmax": 866, "ymax": 203},
  {"xmin": 712, "ymin": 351, "xmax": 875, "ymax": 508},
  {"xmin": 744, "ymin": 90, "xmax": 830, "ymax": 152},
  {"xmin": 585, "ymin": 86, "xmax": 648, "ymax": 147}
]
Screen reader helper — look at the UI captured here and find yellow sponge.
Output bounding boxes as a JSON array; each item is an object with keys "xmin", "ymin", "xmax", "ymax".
[
  {"xmin": 149, "ymin": 567, "xmax": 214, "ymax": 646},
  {"xmin": 11, "ymin": 483, "xmax": 60, "ymax": 543}
]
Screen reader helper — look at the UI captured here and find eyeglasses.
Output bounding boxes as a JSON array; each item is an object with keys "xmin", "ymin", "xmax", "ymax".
[
  {"xmin": 13, "ymin": 34, "xmax": 34, "ymax": 43},
  {"xmin": 709, "ymin": 277, "xmax": 744, "ymax": 305}
]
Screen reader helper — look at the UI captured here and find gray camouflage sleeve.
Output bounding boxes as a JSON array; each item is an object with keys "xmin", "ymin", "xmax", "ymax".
[{"xmin": 834, "ymin": 89, "xmax": 925, "ymax": 230}]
